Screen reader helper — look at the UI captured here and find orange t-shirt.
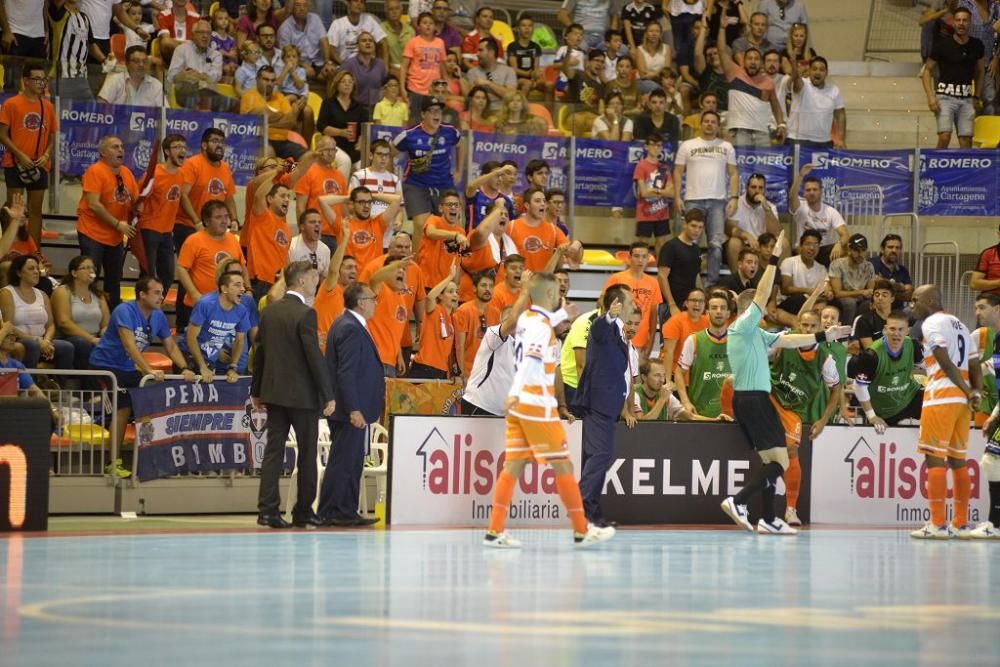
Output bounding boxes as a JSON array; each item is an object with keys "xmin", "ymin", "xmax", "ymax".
[
  {"xmin": 246, "ymin": 209, "xmax": 292, "ymax": 283},
  {"xmin": 0, "ymin": 94, "xmax": 57, "ymax": 169},
  {"xmin": 411, "ymin": 303, "xmax": 455, "ymax": 373},
  {"xmin": 4, "ymin": 234, "xmax": 39, "ymax": 259},
  {"xmin": 137, "ymin": 164, "xmax": 185, "ymax": 234},
  {"xmin": 242, "ymin": 171, "xmax": 291, "ymax": 248},
  {"xmin": 604, "ymin": 270, "xmax": 663, "ymax": 349},
  {"xmin": 314, "ymin": 283, "xmax": 345, "ymax": 354},
  {"xmin": 419, "ymin": 215, "xmax": 465, "ymax": 288},
  {"xmin": 177, "ymin": 230, "xmax": 245, "ymax": 306},
  {"xmin": 177, "ymin": 154, "xmax": 236, "ymax": 228},
  {"xmin": 360, "ymin": 255, "xmax": 425, "ymax": 311},
  {"xmin": 660, "ymin": 312, "xmax": 709, "ymax": 371},
  {"xmin": 294, "ymin": 162, "xmax": 347, "ymax": 240},
  {"xmin": 452, "ymin": 300, "xmax": 501, "ymax": 377},
  {"xmin": 507, "ymin": 218, "xmax": 569, "ymax": 273},
  {"xmin": 490, "ymin": 281, "xmax": 519, "ymax": 312},
  {"xmin": 240, "ymin": 89, "xmax": 292, "ymax": 141},
  {"xmin": 77, "ymin": 161, "xmax": 139, "ymax": 246},
  {"xmin": 369, "ymin": 286, "xmax": 409, "ymax": 366},
  {"xmin": 345, "ymin": 214, "xmax": 388, "ymax": 269},
  {"xmin": 458, "ymin": 241, "xmax": 504, "ymax": 303}
]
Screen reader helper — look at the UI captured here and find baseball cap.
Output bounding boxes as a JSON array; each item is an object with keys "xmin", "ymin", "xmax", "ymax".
[
  {"xmin": 421, "ymin": 96, "xmax": 445, "ymax": 112},
  {"xmin": 848, "ymin": 233, "xmax": 868, "ymax": 249}
]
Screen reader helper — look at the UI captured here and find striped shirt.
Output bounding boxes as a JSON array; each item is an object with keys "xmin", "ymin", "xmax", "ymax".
[
  {"xmin": 921, "ymin": 311, "xmax": 978, "ymax": 407},
  {"xmin": 509, "ymin": 308, "xmax": 560, "ymax": 422},
  {"xmin": 49, "ymin": 5, "xmax": 92, "ymax": 79},
  {"xmin": 725, "ymin": 62, "xmax": 775, "ymax": 133},
  {"xmin": 349, "ymin": 168, "xmax": 400, "ymax": 219}
]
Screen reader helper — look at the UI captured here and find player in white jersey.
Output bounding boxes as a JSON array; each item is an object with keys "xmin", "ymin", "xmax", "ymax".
[
  {"xmin": 483, "ymin": 273, "xmax": 614, "ymax": 549},
  {"xmin": 461, "ymin": 290, "xmax": 529, "ymax": 416},
  {"xmin": 911, "ymin": 284, "xmax": 983, "ymax": 539}
]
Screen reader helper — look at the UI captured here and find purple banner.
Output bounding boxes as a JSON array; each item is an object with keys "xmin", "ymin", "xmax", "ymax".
[
  {"xmin": 165, "ymin": 109, "xmax": 265, "ymax": 185},
  {"xmin": 799, "ymin": 148, "xmax": 914, "ymax": 215},
  {"xmin": 917, "ymin": 149, "xmax": 1000, "ymax": 217},
  {"xmin": 57, "ymin": 100, "xmax": 159, "ymax": 177}
]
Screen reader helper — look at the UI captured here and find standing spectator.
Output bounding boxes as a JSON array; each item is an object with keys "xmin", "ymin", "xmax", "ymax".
[
  {"xmin": 461, "ymin": 288, "xmax": 529, "ymax": 416},
  {"xmin": 253, "ymin": 260, "xmax": 334, "ymax": 529},
  {"xmin": 657, "ymin": 209, "xmax": 703, "ymax": 318},
  {"xmin": 921, "ymin": 7, "xmax": 985, "ymax": 148},
  {"xmin": 829, "ymin": 233, "xmax": 876, "ymax": 324},
  {"xmin": 507, "ymin": 187, "xmax": 583, "ymax": 273},
  {"xmin": 786, "ymin": 56, "xmax": 846, "ymax": 148},
  {"xmin": 76, "ymin": 136, "xmax": 138, "ymax": 308},
  {"xmin": 317, "ymin": 281, "xmax": 382, "ymax": 527},
  {"xmin": 277, "ymin": 0, "xmax": 327, "ymax": 79},
  {"xmin": 705, "ymin": 0, "xmax": 748, "ymax": 46},
  {"xmin": 314, "ymin": 218, "xmax": 354, "ymax": 352},
  {"xmin": 721, "ymin": 246, "xmax": 761, "ymax": 293},
  {"xmin": 545, "ymin": 189, "xmax": 571, "ymax": 237},
  {"xmin": 789, "ymin": 163, "xmax": 849, "ymax": 266},
  {"xmin": 490, "ymin": 254, "xmax": 526, "ymax": 313},
  {"xmin": 608, "ymin": 56, "xmax": 643, "ymax": 114},
  {"xmin": 733, "ymin": 12, "xmax": 773, "ymax": 65},
  {"xmin": 431, "ymin": 0, "xmax": 463, "ymax": 56},
  {"xmin": 621, "ymin": 0, "xmax": 662, "ymax": 52},
  {"xmin": 465, "ymin": 162, "xmax": 515, "ymax": 231},
  {"xmin": 666, "ymin": 0, "xmax": 705, "ymax": 75},
  {"xmin": 97, "ymin": 45, "xmax": 163, "ymax": 105},
  {"xmin": 778, "ymin": 229, "xmax": 831, "ymax": 315},
  {"xmin": 236, "ymin": 0, "xmax": 286, "ymax": 47},
  {"xmin": 407, "ymin": 265, "xmax": 460, "ymax": 379},
  {"xmin": 870, "ymin": 233, "xmax": 914, "ymax": 308},
  {"xmin": 349, "ymin": 139, "xmax": 401, "ymax": 224},
  {"xmin": 672, "ymin": 110, "xmax": 738, "ymax": 286},
  {"xmin": 508, "ymin": 15, "xmax": 545, "ymax": 98},
  {"xmin": 393, "ymin": 97, "xmax": 465, "ymax": 251},
  {"xmin": 317, "ymin": 70, "xmax": 366, "ymax": 165},
  {"xmin": 0, "ymin": 255, "xmax": 73, "ymax": 369},
  {"xmin": 183, "ymin": 271, "xmax": 251, "ymax": 381},
  {"xmin": 919, "ymin": 1, "xmax": 962, "ymax": 64},
  {"xmin": 0, "ymin": 0, "xmax": 46, "ymax": 84},
  {"xmin": 0, "ymin": 65, "xmax": 57, "ymax": 249},
  {"xmin": 365, "ymin": 253, "xmax": 419, "ymax": 376},
  {"xmin": 958, "ymin": 0, "xmax": 997, "ymax": 114},
  {"xmin": 689, "ymin": 23, "xmax": 731, "ymax": 113},
  {"xmin": 166, "ymin": 19, "xmax": 227, "ymax": 111},
  {"xmin": 632, "ymin": 134, "xmax": 673, "ymax": 256},
  {"xmin": 401, "ymin": 12, "xmax": 447, "ymax": 116},
  {"xmin": 246, "ymin": 176, "xmax": 293, "ymax": 301},
  {"xmin": 381, "ymin": 0, "xmax": 415, "ymax": 79},
  {"xmin": 325, "ymin": 0, "xmax": 388, "ymax": 66},
  {"xmin": 46, "ymin": 0, "xmax": 97, "ymax": 100},
  {"xmin": 604, "ymin": 241, "xmax": 662, "ymax": 361},
  {"xmin": 453, "ymin": 271, "xmax": 500, "ymax": 380},
  {"xmin": 717, "ymin": 28, "xmax": 784, "ymax": 147},
  {"xmin": 420, "ymin": 190, "xmax": 472, "ymax": 287},
  {"xmin": 287, "ymin": 209, "xmax": 332, "ymax": 292},
  {"xmin": 296, "ymin": 136, "xmax": 348, "ymax": 253},
  {"xmin": 758, "ymin": 0, "xmax": 808, "ymax": 51},
  {"xmin": 341, "ymin": 31, "xmax": 388, "ymax": 110},
  {"xmin": 633, "ymin": 88, "xmax": 682, "ymax": 146},
  {"xmin": 240, "ymin": 65, "xmax": 308, "ymax": 160},
  {"xmin": 320, "ymin": 188, "xmax": 402, "ymax": 269},
  {"xmin": 78, "ymin": 0, "xmax": 147, "ymax": 62},
  {"xmin": 725, "ymin": 172, "xmax": 781, "ymax": 272},
  {"xmin": 971, "ymin": 222, "xmax": 1000, "ymax": 295},
  {"xmin": 558, "ymin": 0, "xmax": 614, "ymax": 50},
  {"xmin": 176, "ymin": 200, "xmax": 245, "ymax": 319},
  {"xmin": 134, "ymin": 134, "xmax": 187, "ymax": 286},
  {"xmin": 466, "ymin": 38, "xmax": 517, "ymax": 112},
  {"xmin": 659, "ymin": 287, "xmax": 709, "ymax": 373},
  {"xmin": 52, "ymin": 255, "xmax": 109, "ymax": 372},
  {"xmin": 156, "ymin": 0, "xmax": 201, "ymax": 63}
]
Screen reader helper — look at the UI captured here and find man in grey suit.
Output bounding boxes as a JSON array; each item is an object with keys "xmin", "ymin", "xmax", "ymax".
[
  {"xmin": 251, "ymin": 261, "xmax": 335, "ymax": 528},
  {"xmin": 318, "ymin": 281, "xmax": 386, "ymax": 526}
]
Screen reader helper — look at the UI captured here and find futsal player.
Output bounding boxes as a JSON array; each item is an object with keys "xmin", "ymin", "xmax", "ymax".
[
  {"xmin": 972, "ymin": 293, "xmax": 1000, "ymax": 538},
  {"xmin": 483, "ymin": 273, "xmax": 615, "ymax": 549},
  {"xmin": 721, "ymin": 229, "xmax": 851, "ymax": 535}
]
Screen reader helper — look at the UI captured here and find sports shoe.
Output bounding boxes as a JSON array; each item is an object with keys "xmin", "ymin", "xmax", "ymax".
[
  {"xmin": 966, "ymin": 521, "xmax": 1000, "ymax": 539},
  {"xmin": 720, "ymin": 497, "xmax": 754, "ymax": 532},
  {"xmin": 574, "ymin": 524, "xmax": 616, "ymax": 548},
  {"xmin": 483, "ymin": 532, "xmax": 522, "ymax": 549},
  {"xmin": 785, "ymin": 507, "xmax": 802, "ymax": 526},
  {"xmin": 757, "ymin": 518, "xmax": 798, "ymax": 535},
  {"xmin": 104, "ymin": 458, "xmax": 131, "ymax": 479},
  {"xmin": 910, "ymin": 522, "xmax": 954, "ymax": 539},
  {"xmin": 953, "ymin": 522, "xmax": 979, "ymax": 539}
]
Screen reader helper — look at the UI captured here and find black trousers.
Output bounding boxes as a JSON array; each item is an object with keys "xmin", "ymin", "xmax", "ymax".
[
  {"xmin": 257, "ymin": 404, "xmax": 319, "ymax": 517},
  {"xmin": 317, "ymin": 418, "xmax": 368, "ymax": 520}
]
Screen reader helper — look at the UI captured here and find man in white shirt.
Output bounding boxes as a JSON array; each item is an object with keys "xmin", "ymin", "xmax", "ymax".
[
  {"xmin": 97, "ymin": 45, "xmax": 163, "ymax": 106},
  {"xmin": 461, "ymin": 289, "xmax": 530, "ymax": 416},
  {"xmin": 0, "ymin": 0, "xmax": 46, "ymax": 86},
  {"xmin": 277, "ymin": 0, "xmax": 328, "ymax": 79},
  {"xmin": 287, "ymin": 209, "xmax": 332, "ymax": 301},
  {"xmin": 779, "ymin": 229, "xmax": 832, "ymax": 315},
  {"xmin": 789, "ymin": 162, "xmax": 849, "ymax": 266},
  {"xmin": 166, "ymin": 19, "xmax": 228, "ymax": 111},
  {"xmin": 786, "ymin": 55, "xmax": 846, "ymax": 148},
  {"xmin": 725, "ymin": 173, "xmax": 781, "ymax": 272},
  {"xmin": 78, "ymin": 0, "xmax": 148, "ymax": 60},
  {"xmin": 672, "ymin": 110, "xmax": 739, "ymax": 285},
  {"xmin": 324, "ymin": 0, "xmax": 388, "ymax": 66}
]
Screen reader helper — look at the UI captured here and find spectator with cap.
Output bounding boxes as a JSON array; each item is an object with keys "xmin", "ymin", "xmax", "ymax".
[
  {"xmin": 757, "ymin": 0, "xmax": 808, "ymax": 51},
  {"xmin": 829, "ymin": 233, "xmax": 876, "ymax": 325},
  {"xmin": 870, "ymin": 233, "xmax": 913, "ymax": 309}
]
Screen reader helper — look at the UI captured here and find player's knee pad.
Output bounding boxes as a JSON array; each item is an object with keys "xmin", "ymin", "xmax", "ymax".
[{"xmin": 982, "ymin": 453, "xmax": 1000, "ymax": 482}]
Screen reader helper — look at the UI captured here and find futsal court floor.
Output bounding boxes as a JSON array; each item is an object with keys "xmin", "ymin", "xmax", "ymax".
[{"xmin": 2, "ymin": 523, "xmax": 998, "ymax": 666}]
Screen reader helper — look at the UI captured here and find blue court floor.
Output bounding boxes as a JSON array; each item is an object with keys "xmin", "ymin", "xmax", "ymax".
[{"xmin": 1, "ymin": 527, "xmax": 998, "ymax": 667}]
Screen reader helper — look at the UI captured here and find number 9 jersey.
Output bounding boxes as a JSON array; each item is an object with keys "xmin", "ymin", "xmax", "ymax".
[{"xmin": 921, "ymin": 311, "xmax": 979, "ymax": 408}]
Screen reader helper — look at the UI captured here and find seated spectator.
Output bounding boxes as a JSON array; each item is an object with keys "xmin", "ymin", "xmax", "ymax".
[
  {"xmin": 495, "ymin": 92, "xmax": 547, "ymax": 136},
  {"xmin": 0, "ymin": 255, "xmax": 73, "ymax": 370},
  {"xmin": 789, "ymin": 163, "xmax": 848, "ymax": 266},
  {"xmin": 381, "ymin": 0, "xmax": 415, "ymax": 79},
  {"xmin": 853, "ymin": 279, "xmax": 894, "ymax": 349},
  {"xmin": 461, "ymin": 7, "xmax": 506, "ymax": 69},
  {"xmin": 657, "ymin": 209, "xmax": 703, "ymax": 319},
  {"xmin": 608, "ymin": 56, "xmax": 643, "ymax": 115},
  {"xmin": 341, "ymin": 31, "xmax": 388, "ymax": 109},
  {"xmin": 431, "ymin": 74, "xmax": 463, "ymax": 125},
  {"xmin": 407, "ymin": 265, "xmax": 459, "ymax": 380},
  {"xmin": 51, "ymin": 256, "xmax": 110, "ymax": 373},
  {"xmin": 659, "ymin": 288, "xmax": 709, "ymax": 373},
  {"xmin": 235, "ymin": 41, "xmax": 267, "ymax": 96},
  {"xmin": 276, "ymin": 45, "xmax": 310, "ymax": 103},
  {"xmin": 725, "ymin": 173, "xmax": 781, "ymax": 272},
  {"xmin": 287, "ymin": 209, "xmax": 332, "ymax": 295},
  {"xmin": 256, "ymin": 23, "xmax": 285, "ymax": 71},
  {"xmin": 373, "ymin": 76, "xmax": 409, "ymax": 127},
  {"xmin": 460, "ymin": 86, "xmax": 496, "ymax": 132},
  {"xmin": 634, "ymin": 22, "xmax": 672, "ymax": 94},
  {"xmin": 733, "ymin": 12, "xmax": 773, "ymax": 65},
  {"xmin": 210, "ymin": 8, "xmax": 239, "ymax": 80},
  {"xmin": 682, "ymin": 91, "xmax": 725, "ymax": 139},
  {"xmin": 97, "ymin": 45, "xmax": 163, "ymax": 106},
  {"xmin": 240, "ymin": 65, "xmax": 309, "ymax": 160},
  {"xmin": 166, "ymin": 19, "xmax": 228, "ymax": 111},
  {"xmin": 0, "ymin": 321, "xmax": 53, "ymax": 402},
  {"xmin": 759, "ymin": 0, "xmax": 808, "ymax": 51},
  {"xmin": 558, "ymin": 44, "xmax": 606, "ymax": 110},
  {"xmin": 401, "ymin": 12, "xmax": 447, "ymax": 116},
  {"xmin": 633, "ymin": 87, "xmax": 682, "ymax": 145},
  {"xmin": 971, "ymin": 224, "xmax": 1000, "ymax": 296},
  {"xmin": 829, "ymin": 233, "xmax": 876, "ymax": 325},
  {"xmin": 779, "ymin": 229, "xmax": 832, "ymax": 315},
  {"xmin": 622, "ymin": 0, "xmax": 662, "ymax": 52},
  {"xmin": 591, "ymin": 91, "xmax": 634, "ymax": 140},
  {"xmin": 277, "ymin": 0, "xmax": 327, "ymax": 79},
  {"xmin": 721, "ymin": 247, "xmax": 761, "ymax": 293},
  {"xmin": 430, "ymin": 0, "xmax": 463, "ymax": 56},
  {"xmin": 555, "ymin": 23, "xmax": 588, "ymax": 82},
  {"xmin": 326, "ymin": 0, "xmax": 388, "ymax": 67},
  {"xmin": 317, "ymin": 71, "xmax": 367, "ymax": 166},
  {"xmin": 156, "ymin": 0, "xmax": 201, "ymax": 63},
  {"xmin": 781, "ymin": 22, "xmax": 816, "ymax": 76},
  {"xmin": 870, "ymin": 233, "xmax": 913, "ymax": 308},
  {"xmin": 465, "ymin": 38, "xmax": 517, "ymax": 112},
  {"xmin": 182, "ymin": 272, "xmax": 252, "ymax": 381},
  {"xmin": 509, "ymin": 15, "xmax": 546, "ymax": 97},
  {"xmin": 237, "ymin": 0, "xmax": 286, "ymax": 48}
]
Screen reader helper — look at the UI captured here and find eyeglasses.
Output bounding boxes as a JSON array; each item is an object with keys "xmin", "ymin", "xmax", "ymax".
[
  {"xmin": 358, "ymin": 295, "xmax": 376, "ymax": 302},
  {"xmin": 25, "ymin": 76, "xmax": 47, "ymax": 83}
]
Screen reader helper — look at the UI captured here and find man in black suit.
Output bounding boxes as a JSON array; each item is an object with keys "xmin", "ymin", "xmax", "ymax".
[
  {"xmin": 318, "ymin": 281, "xmax": 386, "ymax": 526},
  {"xmin": 251, "ymin": 260, "xmax": 335, "ymax": 528}
]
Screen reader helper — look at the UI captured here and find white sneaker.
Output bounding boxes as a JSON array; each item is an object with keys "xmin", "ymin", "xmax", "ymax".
[
  {"xmin": 483, "ymin": 532, "xmax": 522, "ymax": 549},
  {"xmin": 910, "ymin": 522, "xmax": 954, "ymax": 540},
  {"xmin": 757, "ymin": 518, "xmax": 798, "ymax": 535},
  {"xmin": 953, "ymin": 522, "xmax": 978, "ymax": 540},
  {"xmin": 967, "ymin": 521, "xmax": 1000, "ymax": 539},
  {"xmin": 785, "ymin": 507, "xmax": 802, "ymax": 526},
  {"xmin": 721, "ymin": 497, "xmax": 754, "ymax": 532},
  {"xmin": 575, "ymin": 524, "xmax": 616, "ymax": 548}
]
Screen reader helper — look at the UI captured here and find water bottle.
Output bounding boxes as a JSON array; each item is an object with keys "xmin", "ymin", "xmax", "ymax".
[{"xmin": 374, "ymin": 489, "xmax": 386, "ymax": 528}]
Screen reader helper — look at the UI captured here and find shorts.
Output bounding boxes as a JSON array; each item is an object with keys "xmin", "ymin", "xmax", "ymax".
[
  {"xmin": 92, "ymin": 366, "xmax": 143, "ymax": 410},
  {"xmin": 936, "ymin": 94, "xmax": 975, "ymax": 136},
  {"xmin": 917, "ymin": 403, "xmax": 971, "ymax": 459},
  {"xmin": 402, "ymin": 182, "xmax": 441, "ymax": 218},
  {"xmin": 769, "ymin": 394, "xmax": 803, "ymax": 448},
  {"xmin": 504, "ymin": 412, "xmax": 570, "ymax": 463},
  {"xmin": 636, "ymin": 219, "xmax": 670, "ymax": 238},
  {"xmin": 732, "ymin": 390, "xmax": 786, "ymax": 452},
  {"xmin": 883, "ymin": 390, "xmax": 923, "ymax": 426},
  {"xmin": 4, "ymin": 166, "xmax": 49, "ymax": 191}
]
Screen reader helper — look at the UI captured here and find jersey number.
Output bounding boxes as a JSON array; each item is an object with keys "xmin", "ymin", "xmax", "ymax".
[{"xmin": 957, "ymin": 337, "xmax": 966, "ymax": 366}]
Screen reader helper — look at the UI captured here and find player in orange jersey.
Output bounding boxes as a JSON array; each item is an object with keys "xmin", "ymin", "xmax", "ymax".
[{"xmin": 483, "ymin": 272, "xmax": 616, "ymax": 549}]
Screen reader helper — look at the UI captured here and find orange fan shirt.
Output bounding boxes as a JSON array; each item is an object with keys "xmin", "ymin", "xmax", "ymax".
[
  {"xmin": 77, "ymin": 161, "xmax": 139, "ymax": 246},
  {"xmin": 603, "ymin": 270, "xmax": 663, "ymax": 349},
  {"xmin": 0, "ymin": 93, "xmax": 57, "ymax": 169},
  {"xmin": 177, "ymin": 230, "xmax": 246, "ymax": 306},
  {"xmin": 507, "ymin": 217, "xmax": 569, "ymax": 272},
  {"xmin": 369, "ymin": 286, "xmax": 409, "ymax": 366},
  {"xmin": 176, "ymin": 154, "xmax": 236, "ymax": 228},
  {"xmin": 452, "ymin": 300, "xmax": 501, "ymax": 377},
  {"xmin": 411, "ymin": 303, "xmax": 455, "ymax": 373},
  {"xmin": 137, "ymin": 164, "xmax": 185, "ymax": 234},
  {"xmin": 294, "ymin": 162, "xmax": 347, "ymax": 240},
  {"xmin": 660, "ymin": 312, "xmax": 709, "ymax": 371},
  {"xmin": 242, "ymin": 171, "xmax": 291, "ymax": 248},
  {"xmin": 240, "ymin": 88, "xmax": 292, "ymax": 141},
  {"xmin": 314, "ymin": 283, "xmax": 346, "ymax": 354},
  {"xmin": 344, "ymin": 214, "xmax": 388, "ymax": 269},
  {"xmin": 246, "ymin": 209, "xmax": 292, "ymax": 284},
  {"xmin": 490, "ymin": 281, "xmax": 519, "ymax": 312},
  {"xmin": 419, "ymin": 215, "xmax": 465, "ymax": 288}
]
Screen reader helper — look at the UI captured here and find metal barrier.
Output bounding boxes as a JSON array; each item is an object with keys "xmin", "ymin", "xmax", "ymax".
[
  {"xmin": 835, "ymin": 184, "xmax": 885, "ymax": 249},
  {"xmin": 864, "ymin": 0, "xmax": 924, "ymax": 61},
  {"xmin": 956, "ymin": 270, "xmax": 978, "ymax": 329}
]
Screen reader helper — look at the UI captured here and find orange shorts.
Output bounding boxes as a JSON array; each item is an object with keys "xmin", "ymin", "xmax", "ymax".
[
  {"xmin": 918, "ymin": 403, "xmax": 971, "ymax": 459},
  {"xmin": 504, "ymin": 413, "xmax": 570, "ymax": 463},
  {"xmin": 769, "ymin": 395, "xmax": 802, "ymax": 448}
]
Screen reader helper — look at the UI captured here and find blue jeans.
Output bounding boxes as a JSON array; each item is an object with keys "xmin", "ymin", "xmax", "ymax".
[
  {"xmin": 685, "ymin": 198, "xmax": 726, "ymax": 285},
  {"xmin": 140, "ymin": 228, "xmax": 175, "ymax": 287},
  {"xmin": 20, "ymin": 337, "xmax": 74, "ymax": 370},
  {"xmin": 670, "ymin": 13, "xmax": 702, "ymax": 69},
  {"xmin": 78, "ymin": 231, "xmax": 124, "ymax": 308}
]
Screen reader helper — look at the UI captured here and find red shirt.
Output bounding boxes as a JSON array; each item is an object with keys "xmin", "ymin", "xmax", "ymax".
[{"xmin": 976, "ymin": 244, "xmax": 1000, "ymax": 295}]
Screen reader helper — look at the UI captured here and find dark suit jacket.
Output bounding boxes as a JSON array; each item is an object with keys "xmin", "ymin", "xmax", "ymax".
[
  {"xmin": 251, "ymin": 294, "xmax": 333, "ymax": 410},
  {"xmin": 326, "ymin": 311, "xmax": 385, "ymax": 423},
  {"xmin": 571, "ymin": 313, "xmax": 629, "ymax": 418}
]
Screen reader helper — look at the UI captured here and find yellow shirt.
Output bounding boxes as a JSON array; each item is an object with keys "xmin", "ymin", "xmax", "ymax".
[{"xmin": 240, "ymin": 88, "xmax": 292, "ymax": 141}]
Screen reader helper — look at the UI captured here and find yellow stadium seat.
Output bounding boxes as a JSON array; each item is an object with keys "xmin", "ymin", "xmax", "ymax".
[
  {"xmin": 582, "ymin": 249, "xmax": 620, "ymax": 266},
  {"xmin": 209, "ymin": 1, "xmax": 220, "ymax": 17},
  {"xmin": 216, "ymin": 82, "xmax": 237, "ymax": 99},
  {"xmin": 307, "ymin": 91, "xmax": 323, "ymax": 119},
  {"xmin": 490, "ymin": 20, "xmax": 515, "ymax": 49},
  {"xmin": 120, "ymin": 285, "xmax": 136, "ymax": 302},
  {"xmin": 62, "ymin": 424, "xmax": 111, "ymax": 448},
  {"xmin": 973, "ymin": 115, "xmax": 1000, "ymax": 148}
]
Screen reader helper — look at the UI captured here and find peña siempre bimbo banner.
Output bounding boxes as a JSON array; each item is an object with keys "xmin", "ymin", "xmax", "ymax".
[
  {"xmin": 165, "ymin": 109, "xmax": 264, "ymax": 185},
  {"xmin": 59, "ymin": 100, "xmax": 159, "ymax": 177},
  {"xmin": 389, "ymin": 415, "xmax": 583, "ymax": 526}
]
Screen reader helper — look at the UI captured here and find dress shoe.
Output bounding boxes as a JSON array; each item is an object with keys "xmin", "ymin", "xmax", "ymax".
[
  {"xmin": 324, "ymin": 514, "xmax": 379, "ymax": 527},
  {"xmin": 257, "ymin": 514, "xmax": 292, "ymax": 529},
  {"xmin": 292, "ymin": 513, "xmax": 324, "ymax": 528},
  {"xmin": 590, "ymin": 517, "xmax": 618, "ymax": 529}
]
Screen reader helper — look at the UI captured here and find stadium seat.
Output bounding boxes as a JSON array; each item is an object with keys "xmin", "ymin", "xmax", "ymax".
[
  {"xmin": 307, "ymin": 91, "xmax": 323, "ymax": 120},
  {"xmin": 142, "ymin": 352, "xmax": 173, "ymax": 373},
  {"xmin": 110, "ymin": 34, "xmax": 127, "ymax": 63},
  {"xmin": 490, "ymin": 20, "xmax": 515, "ymax": 49},
  {"xmin": 209, "ymin": 1, "xmax": 220, "ymax": 16},
  {"xmin": 528, "ymin": 103, "xmax": 555, "ymax": 132},
  {"xmin": 973, "ymin": 116, "xmax": 1000, "ymax": 148},
  {"xmin": 120, "ymin": 285, "xmax": 136, "ymax": 302},
  {"xmin": 359, "ymin": 422, "xmax": 388, "ymax": 516},
  {"xmin": 162, "ymin": 288, "xmax": 177, "ymax": 308},
  {"xmin": 582, "ymin": 249, "xmax": 620, "ymax": 266},
  {"xmin": 287, "ymin": 131, "xmax": 308, "ymax": 148},
  {"xmin": 216, "ymin": 82, "xmax": 238, "ymax": 99}
]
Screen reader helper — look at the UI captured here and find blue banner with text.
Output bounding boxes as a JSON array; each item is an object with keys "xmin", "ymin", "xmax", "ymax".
[
  {"xmin": 799, "ymin": 148, "xmax": 914, "ymax": 215},
  {"xmin": 58, "ymin": 100, "xmax": 158, "ymax": 177},
  {"xmin": 165, "ymin": 109, "xmax": 264, "ymax": 185},
  {"xmin": 916, "ymin": 149, "xmax": 1000, "ymax": 217}
]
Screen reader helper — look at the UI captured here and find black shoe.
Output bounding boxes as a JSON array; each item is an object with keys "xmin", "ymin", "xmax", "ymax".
[
  {"xmin": 257, "ymin": 514, "xmax": 292, "ymax": 529},
  {"xmin": 324, "ymin": 514, "xmax": 378, "ymax": 527},
  {"xmin": 291, "ymin": 513, "xmax": 324, "ymax": 528},
  {"xmin": 590, "ymin": 518, "xmax": 618, "ymax": 529},
  {"xmin": 351, "ymin": 514, "xmax": 379, "ymax": 526}
]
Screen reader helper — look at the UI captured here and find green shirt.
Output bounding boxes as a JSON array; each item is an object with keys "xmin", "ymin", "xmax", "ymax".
[
  {"xmin": 681, "ymin": 329, "xmax": 730, "ymax": 418},
  {"xmin": 727, "ymin": 302, "xmax": 780, "ymax": 392},
  {"xmin": 857, "ymin": 338, "xmax": 921, "ymax": 419},
  {"xmin": 380, "ymin": 20, "xmax": 415, "ymax": 71},
  {"xmin": 561, "ymin": 309, "xmax": 597, "ymax": 389},
  {"xmin": 771, "ymin": 346, "xmax": 833, "ymax": 423}
]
